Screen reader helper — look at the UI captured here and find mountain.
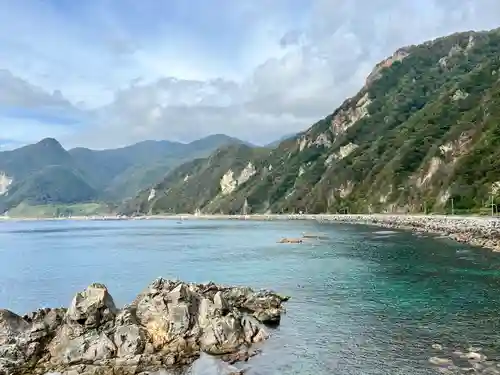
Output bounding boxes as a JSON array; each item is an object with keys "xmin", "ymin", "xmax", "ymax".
[
  {"xmin": 120, "ymin": 144, "xmax": 268, "ymax": 215},
  {"xmin": 0, "ymin": 134, "xmax": 247, "ymax": 214},
  {"xmin": 0, "ymin": 139, "xmax": 96, "ymax": 212},
  {"xmin": 124, "ymin": 27, "xmax": 500, "ymax": 215},
  {"xmin": 70, "ymin": 134, "xmax": 248, "ymax": 200},
  {"xmin": 265, "ymin": 133, "xmax": 298, "ymax": 148}
]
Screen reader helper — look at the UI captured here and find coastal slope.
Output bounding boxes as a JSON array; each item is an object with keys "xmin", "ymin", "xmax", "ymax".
[{"xmin": 125, "ymin": 28, "xmax": 500, "ymax": 215}]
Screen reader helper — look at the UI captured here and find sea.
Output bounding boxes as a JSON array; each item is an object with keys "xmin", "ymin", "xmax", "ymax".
[{"xmin": 1, "ymin": 219, "xmax": 500, "ymax": 374}]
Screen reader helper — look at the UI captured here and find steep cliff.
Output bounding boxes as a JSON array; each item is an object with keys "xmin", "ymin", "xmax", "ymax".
[{"xmin": 125, "ymin": 28, "xmax": 500, "ymax": 215}]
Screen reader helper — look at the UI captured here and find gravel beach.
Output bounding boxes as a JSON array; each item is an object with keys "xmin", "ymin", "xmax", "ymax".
[{"xmin": 315, "ymin": 214, "xmax": 500, "ymax": 251}]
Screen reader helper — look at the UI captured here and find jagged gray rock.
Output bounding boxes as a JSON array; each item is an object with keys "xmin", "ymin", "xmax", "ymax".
[{"xmin": 0, "ymin": 279, "xmax": 288, "ymax": 375}]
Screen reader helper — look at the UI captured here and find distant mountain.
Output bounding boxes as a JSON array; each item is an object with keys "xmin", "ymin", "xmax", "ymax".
[
  {"xmin": 0, "ymin": 139, "xmax": 96, "ymax": 212},
  {"xmin": 1, "ymin": 165, "xmax": 97, "ymax": 211},
  {"xmin": 125, "ymin": 27, "xmax": 500, "ymax": 215},
  {"xmin": 0, "ymin": 138, "xmax": 73, "ymax": 178},
  {"xmin": 70, "ymin": 134, "xmax": 248, "ymax": 200},
  {"xmin": 265, "ymin": 133, "xmax": 298, "ymax": 148},
  {"xmin": 0, "ymin": 134, "xmax": 247, "ymax": 213}
]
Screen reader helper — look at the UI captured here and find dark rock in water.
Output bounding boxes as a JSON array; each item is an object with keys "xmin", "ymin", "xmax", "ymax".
[
  {"xmin": 0, "ymin": 278, "xmax": 288, "ymax": 375},
  {"xmin": 277, "ymin": 238, "xmax": 302, "ymax": 244}
]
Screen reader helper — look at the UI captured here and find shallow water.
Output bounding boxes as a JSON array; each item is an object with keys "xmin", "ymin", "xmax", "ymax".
[{"xmin": 1, "ymin": 219, "xmax": 500, "ymax": 374}]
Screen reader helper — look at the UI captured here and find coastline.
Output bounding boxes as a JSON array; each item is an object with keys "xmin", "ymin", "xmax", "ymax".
[{"xmin": 2, "ymin": 213, "xmax": 500, "ymax": 251}]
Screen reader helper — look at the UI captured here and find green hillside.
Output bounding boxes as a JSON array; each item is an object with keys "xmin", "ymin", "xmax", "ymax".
[
  {"xmin": 0, "ymin": 134, "xmax": 246, "ymax": 214},
  {"xmin": 70, "ymin": 134, "xmax": 247, "ymax": 200},
  {"xmin": 0, "ymin": 165, "xmax": 97, "ymax": 213},
  {"xmin": 0, "ymin": 138, "xmax": 74, "ymax": 179},
  {"xmin": 124, "ymin": 28, "xmax": 500, "ymax": 215},
  {"xmin": 0, "ymin": 139, "xmax": 97, "ymax": 213},
  {"xmin": 120, "ymin": 144, "xmax": 269, "ymax": 215}
]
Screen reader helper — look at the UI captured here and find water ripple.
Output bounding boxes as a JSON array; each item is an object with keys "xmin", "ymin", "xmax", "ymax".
[{"xmin": 1, "ymin": 219, "xmax": 499, "ymax": 374}]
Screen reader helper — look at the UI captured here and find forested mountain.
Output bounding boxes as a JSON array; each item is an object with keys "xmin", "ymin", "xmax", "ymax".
[
  {"xmin": 124, "ymin": 28, "xmax": 500, "ymax": 215},
  {"xmin": 120, "ymin": 144, "xmax": 268, "ymax": 215},
  {"xmin": 0, "ymin": 139, "xmax": 96, "ymax": 212},
  {"xmin": 70, "ymin": 134, "xmax": 247, "ymax": 200},
  {"xmin": 0, "ymin": 135, "xmax": 246, "ymax": 213}
]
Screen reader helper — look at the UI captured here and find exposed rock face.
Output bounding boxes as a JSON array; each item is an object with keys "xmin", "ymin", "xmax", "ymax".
[
  {"xmin": 0, "ymin": 279, "xmax": 288, "ymax": 375},
  {"xmin": 0, "ymin": 172, "xmax": 12, "ymax": 196},
  {"xmin": 220, "ymin": 163, "xmax": 257, "ymax": 196},
  {"xmin": 147, "ymin": 189, "xmax": 156, "ymax": 202},
  {"xmin": 236, "ymin": 162, "xmax": 256, "ymax": 186},
  {"xmin": 365, "ymin": 48, "xmax": 410, "ymax": 85},
  {"xmin": 334, "ymin": 143, "xmax": 358, "ymax": 161},
  {"xmin": 220, "ymin": 170, "xmax": 237, "ymax": 195},
  {"xmin": 330, "ymin": 93, "xmax": 371, "ymax": 137}
]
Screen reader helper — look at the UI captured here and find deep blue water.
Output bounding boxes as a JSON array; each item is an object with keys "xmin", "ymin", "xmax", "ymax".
[{"xmin": 1, "ymin": 219, "xmax": 500, "ymax": 374}]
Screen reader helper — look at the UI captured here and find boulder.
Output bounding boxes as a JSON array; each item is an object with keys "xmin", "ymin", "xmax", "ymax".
[
  {"xmin": 66, "ymin": 283, "xmax": 117, "ymax": 328},
  {"xmin": 0, "ymin": 278, "xmax": 288, "ymax": 375}
]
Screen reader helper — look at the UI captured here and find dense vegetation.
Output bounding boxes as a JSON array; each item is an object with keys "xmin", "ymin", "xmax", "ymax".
[
  {"xmin": 126, "ymin": 27, "xmax": 500, "ymax": 215},
  {"xmin": 69, "ymin": 134, "xmax": 249, "ymax": 200},
  {"xmin": 121, "ymin": 144, "xmax": 269, "ymax": 215},
  {"xmin": 0, "ymin": 135, "xmax": 247, "ymax": 214}
]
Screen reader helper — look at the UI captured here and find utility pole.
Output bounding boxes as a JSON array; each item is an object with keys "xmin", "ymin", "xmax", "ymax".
[
  {"xmin": 491, "ymin": 195, "xmax": 497, "ymax": 217},
  {"xmin": 451, "ymin": 197, "xmax": 454, "ymax": 215}
]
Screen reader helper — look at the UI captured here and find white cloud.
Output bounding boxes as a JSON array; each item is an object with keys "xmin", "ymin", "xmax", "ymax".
[{"xmin": 0, "ymin": 0, "xmax": 499, "ymax": 148}]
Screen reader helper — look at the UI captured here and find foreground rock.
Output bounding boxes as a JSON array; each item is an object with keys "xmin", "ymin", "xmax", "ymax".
[{"xmin": 0, "ymin": 279, "xmax": 289, "ymax": 375}]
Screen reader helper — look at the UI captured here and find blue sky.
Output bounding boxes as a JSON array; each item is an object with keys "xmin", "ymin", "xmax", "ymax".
[{"xmin": 0, "ymin": 0, "xmax": 499, "ymax": 149}]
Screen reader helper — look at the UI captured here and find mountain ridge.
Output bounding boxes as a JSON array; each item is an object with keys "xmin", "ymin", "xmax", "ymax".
[
  {"xmin": 0, "ymin": 134, "xmax": 248, "ymax": 214},
  {"xmin": 123, "ymin": 27, "xmax": 500, "ymax": 216}
]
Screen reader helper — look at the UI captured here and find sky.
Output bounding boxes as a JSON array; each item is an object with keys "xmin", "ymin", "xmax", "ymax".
[{"xmin": 0, "ymin": 0, "xmax": 499, "ymax": 150}]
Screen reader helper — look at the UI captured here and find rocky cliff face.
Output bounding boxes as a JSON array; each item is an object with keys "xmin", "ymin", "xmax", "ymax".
[
  {"xmin": 126, "ymin": 27, "xmax": 500, "ymax": 215},
  {"xmin": 0, "ymin": 172, "xmax": 12, "ymax": 196},
  {"xmin": 0, "ymin": 279, "xmax": 288, "ymax": 375}
]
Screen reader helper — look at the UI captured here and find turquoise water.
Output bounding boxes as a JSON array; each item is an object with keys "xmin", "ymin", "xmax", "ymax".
[{"xmin": 1, "ymin": 219, "xmax": 500, "ymax": 374}]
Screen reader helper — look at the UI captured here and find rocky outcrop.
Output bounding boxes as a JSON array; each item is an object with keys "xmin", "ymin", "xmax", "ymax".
[
  {"xmin": 365, "ymin": 47, "xmax": 410, "ymax": 85},
  {"xmin": 0, "ymin": 172, "xmax": 12, "ymax": 196},
  {"xmin": 0, "ymin": 279, "xmax": 288, "ymax": 375}
]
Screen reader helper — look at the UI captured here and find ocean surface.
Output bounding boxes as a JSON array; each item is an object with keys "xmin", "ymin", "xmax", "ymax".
[{"xmin": 1, "ymin": 219, "xmax": 500, "ymax": 374}]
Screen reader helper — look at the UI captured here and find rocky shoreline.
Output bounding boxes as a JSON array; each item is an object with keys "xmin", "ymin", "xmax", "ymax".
[
  {"xmin": 315, "ymin": 214, "xmax": 500, "ymax": 251},
  {"xmin": 0, "ymin": 278, "xmax": 289, "ymax": 375}
]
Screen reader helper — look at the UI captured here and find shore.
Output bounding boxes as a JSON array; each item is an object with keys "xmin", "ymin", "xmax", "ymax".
[
  {"xmin": 2, "ymin": 213, "xmax": 500, "ymax": 251},
  {"xmin": 163, "ymin": 213, "xmax": 500, "ymax": 251},
  {"xmin": 316, "ymin": 214, "xmax": 500, "ymax": 251}
]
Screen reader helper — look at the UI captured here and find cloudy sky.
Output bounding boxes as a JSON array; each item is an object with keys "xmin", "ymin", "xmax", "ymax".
[{"xmin": 0, "ymin": 0, "xmax": 499, "ymax": 149}]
